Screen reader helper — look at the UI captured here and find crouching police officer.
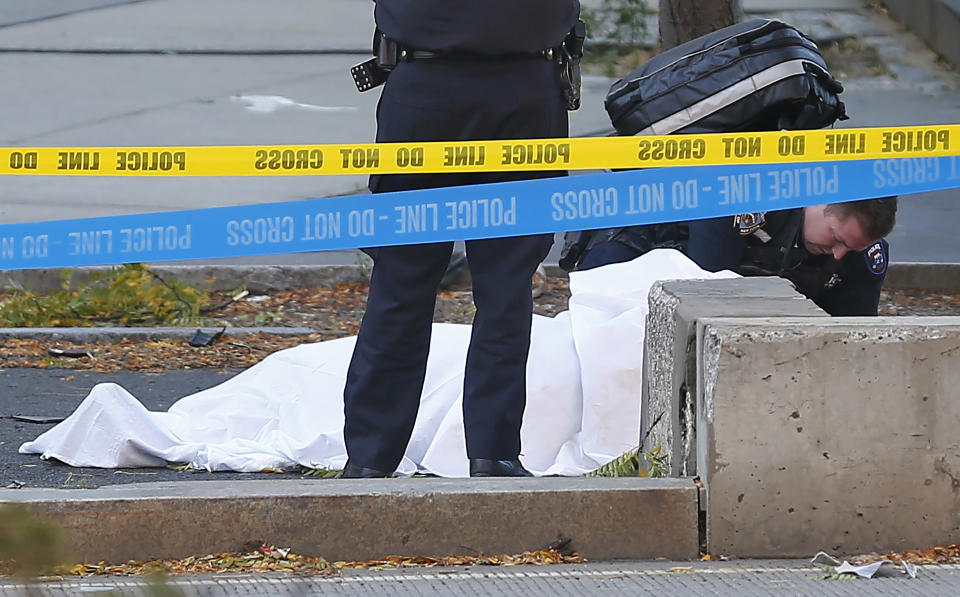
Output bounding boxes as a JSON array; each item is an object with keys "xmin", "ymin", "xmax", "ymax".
[
  {"xmin": 562, "ymin": 197, "xmax": 897, "ymax": 316},
  {"xmin": 341, "ymin": 0, "xmax": 583, "ymax": 478}
]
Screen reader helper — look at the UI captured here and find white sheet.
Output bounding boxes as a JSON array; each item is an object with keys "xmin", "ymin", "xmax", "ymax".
[{"xmin": 19, "ymin": 250, "xmax": 737, "ymax": 477}]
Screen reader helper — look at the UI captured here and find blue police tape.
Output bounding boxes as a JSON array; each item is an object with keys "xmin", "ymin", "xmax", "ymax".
[{"xmin": 2, "ymin": 156, "xmax": 958, "ymax": 270}]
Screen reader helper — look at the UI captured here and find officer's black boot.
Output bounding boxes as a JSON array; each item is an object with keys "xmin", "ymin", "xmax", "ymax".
[
  {"xmin": 339, "ymin": 461, "xmax": 392, "ymax": 478},
  {"xmin": 469, "ymin": 459, "xmax": 533, "ymax": 477}
]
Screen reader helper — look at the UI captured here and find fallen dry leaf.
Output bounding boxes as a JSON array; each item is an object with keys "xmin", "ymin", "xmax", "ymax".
[
  {"xmin": 851, "ymin": 544, "xmax": 960, "ymax": 566},
  {"xmin": 18, "ymin": 542, "xmax": 585, "ymax": 579}
]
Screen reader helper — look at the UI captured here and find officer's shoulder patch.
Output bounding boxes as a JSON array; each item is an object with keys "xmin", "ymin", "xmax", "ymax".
[
  {"xmin": 864, "ymin": 241, "xmax": 887, "ymax": 275},
  {"xmin": 733, "ymin": 212, "xmax": 766, "ymax": 236}
]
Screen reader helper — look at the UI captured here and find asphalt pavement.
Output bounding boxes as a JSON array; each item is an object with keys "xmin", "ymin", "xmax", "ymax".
[{"xmin": 0, "ymin": 368, "xmax": 290, "ymax": 490}]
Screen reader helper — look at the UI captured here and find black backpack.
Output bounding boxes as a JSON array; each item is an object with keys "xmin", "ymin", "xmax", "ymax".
[
  {"xmin": 604, "ymin": 18, "xmax": 847, "ymax": 136},
  {"xmin": 559, "ymin": 19, "xmax": 847, "ymax": 272}
]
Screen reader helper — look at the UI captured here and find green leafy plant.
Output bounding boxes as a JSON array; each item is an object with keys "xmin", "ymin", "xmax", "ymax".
[
  {"xmin": 581, "ymin": 0, "xmax": 653, "ymax": 76},
  {"xmin": 584, "ymin": 445, "xmax": 666, "ymax": 477},
  {"xmin": 298, "ymin": 466, "xmax": 342, "ymax": 479},
  {"xmin": 582, "ymin": 0, "xmax": 651, "ymax": 49},
  {"xmin": 0, "ymin": 263, "xmax": 209, "ymax": 327}
]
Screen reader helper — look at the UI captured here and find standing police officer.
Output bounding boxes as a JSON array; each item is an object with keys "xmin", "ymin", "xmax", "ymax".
[{"xmin": 341, "ymin": 0, "xmax": 582, "ymax": 478}]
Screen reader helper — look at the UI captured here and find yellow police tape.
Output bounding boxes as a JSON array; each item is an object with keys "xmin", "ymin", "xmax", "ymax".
[{"xmin": 2, "ymin": 125, "xmax": 957, "ymax": 176}]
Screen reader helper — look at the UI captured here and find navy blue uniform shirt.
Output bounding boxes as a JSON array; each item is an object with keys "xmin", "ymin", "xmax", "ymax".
[{"xmin": 375, "ymin": 0, "xmax": 580, "ymax": 55}]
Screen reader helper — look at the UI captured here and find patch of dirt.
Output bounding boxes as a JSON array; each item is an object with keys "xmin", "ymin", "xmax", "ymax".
[
  {"xmin": 819, "ymin": 37, "xmax": 891, "ymax": 80},
  {"xmin": 1, "ymin": 280, "xmax": 957, "ymax": 372},
  {"xmin": 878, "ymin": 288, "xmax": 960, "ymax": 316},
  {"xmin": 0, "ymin": 279, "xmax": 571, "ymax": 372},
  {"xmin": 202, "ymin": 278, "xmax": 571, "ymax": 333}
]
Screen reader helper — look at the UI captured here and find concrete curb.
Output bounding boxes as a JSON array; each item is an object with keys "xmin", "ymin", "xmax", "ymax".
[
  {"xmin": 880, "ymin": 0, "xmax": 960, "ymax": 69},
  {"xmin": 2, "ymin": 477, "xmax": 700, "ymax": 564},
  {"xmin": 884, "ymin": 262, "xmax": 960, "ymax": 291},
  {"xmin": 0, "ymin": 326, "xmax": 315, "ymax": 342}
]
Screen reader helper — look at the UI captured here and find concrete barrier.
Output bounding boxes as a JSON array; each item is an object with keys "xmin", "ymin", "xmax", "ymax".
[
  {"xmin": 697, "ymin": 316, "xmax": 960, "ymax": 557},
  {"xmin": 641, "ymin": 278, "xmax": 825, "ymax": 477}
]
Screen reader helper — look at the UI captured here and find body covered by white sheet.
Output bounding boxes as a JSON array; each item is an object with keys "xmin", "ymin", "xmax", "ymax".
[{"xmin": 20, "ymin": 250, "xmax": 737, "ymax": 477}]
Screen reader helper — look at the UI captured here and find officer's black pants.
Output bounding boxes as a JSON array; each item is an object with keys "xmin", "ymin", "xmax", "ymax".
[
  {"xmin": 343, "ymin": 58, "xmax": 567, "ymax": 473},
  {"xmin": 577, "ymin": 239, "xmax": 644, "ymax": 271}
]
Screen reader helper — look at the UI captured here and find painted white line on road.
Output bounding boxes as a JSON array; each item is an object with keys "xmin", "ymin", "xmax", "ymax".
[
  {"xmin": 231, "ymin": 95, "xmax": 358, "ymax": 113},
  {"xmin": 4, "ymin": 563, "xmax": 958, "ymax": 590}
]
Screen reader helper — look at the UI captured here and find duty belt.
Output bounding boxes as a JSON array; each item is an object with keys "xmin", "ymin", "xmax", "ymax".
[
  {"xmin": 400, "ymin": 48, "xmax": 552, "ymax": 63},
  {"xmin": 351, "ymin": 21, "xmax": 585, "ymax": 111}
]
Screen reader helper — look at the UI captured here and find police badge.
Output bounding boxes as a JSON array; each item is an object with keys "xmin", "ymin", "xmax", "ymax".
[
  {"xmin": 865, "ymin": 241, "xmax": 888, "ymax": 275},
  {"xmin": 733, "ymin": 212, "xmax": 766, "ymax": 236}
]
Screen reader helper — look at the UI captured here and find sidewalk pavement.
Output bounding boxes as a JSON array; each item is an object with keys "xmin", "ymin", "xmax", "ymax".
[{"xmin": 2, "ymin": 560, "xmax": 958, "ymax": 596}]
